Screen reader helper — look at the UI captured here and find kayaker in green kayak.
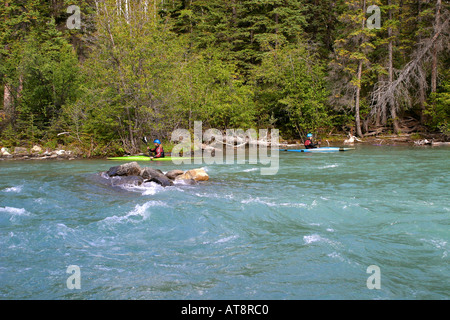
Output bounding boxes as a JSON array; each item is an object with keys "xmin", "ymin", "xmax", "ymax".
[
  {"xmin": 304, "ymin": 133, "xmax": 320, "ymax": 149},
  {"xmin": 147, "ymin": 139, "xmax": 165, "ymax": 159}
]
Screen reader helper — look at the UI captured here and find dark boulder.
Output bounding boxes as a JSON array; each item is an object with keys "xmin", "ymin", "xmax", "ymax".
[
  {"xmin": 141, "ymin": 167, "xmax": 173, "ymax": 187},
  {"xmin": 165, "ymin": 169, "xmax": 184, "ymax": 180},
  {"xmin": 107, "ymin": 162, "xmax": 142, "ymax": 177}
]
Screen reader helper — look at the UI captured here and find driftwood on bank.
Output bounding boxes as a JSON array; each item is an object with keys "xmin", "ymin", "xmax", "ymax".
[
  {"xmin": 199, "ymin": 133, "xmax": 280, "ymax": 151},
  {"xmin": 414, "ymin": 139, "xmax": 450, "ymax": 146}
]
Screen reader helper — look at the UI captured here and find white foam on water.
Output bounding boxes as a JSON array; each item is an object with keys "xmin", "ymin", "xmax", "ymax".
[
  {"xmin": 101, "ymin": 201, "xmax": 167, "ymax": 225},
  {"xmin": 303, "ymin": 233, "xmax": 336, "ymax": 246},
  {"xmin": 100, "ymin": 172, "xmax": 110, "ymax": 179},
  {"xmin": 122, "ymin": 181, "xmax": 164, "ymax": 196},
  {"xmin": 141, "ymin": 183, "xmax": 164, "ymax": 196},
  {"xmin": 241, "ymin": 196, "xmax": 308, "ymax": 208},
  {"xmin": 0, "ymin": 207, "xmax": 32, "ymax": 224},
  {"xmin": 303, "ymin": 234, "xmax": 324, "ymax": 244},
  {"xmin": 2, "ymin": 186, "xmax": 23, "ymax": 193},
  {"xmin": 0, "ymin": 206, "xmax": 30, "ymax": 216},
  {"xmin": 241, "ymin": 197, "xmax": 277, "ymax": 206},
  {"xmin": 173, "ymin": 179, "xmax": 194, "ymax": 187},
  {"xmin": 327, "ymin": 252, "xmax": 345, "ymax": 262},
  {"xmin": 52, "ymin": 223, "xmax": 78, "ymax": 240},
  {"xmin": 242, "ymin": 168, "xmax": 258, "ymax": 172},
  {"xmin": 214, "ymin": 235, "xmax": 238, "ymax": 244},
  {"xmin": 303, "ymin": 233, "xmax": 342, "ymax": 252},
  {"xmin": 420, "ymin": 238, "xmax": 448, "ymax": 258},
  {"xmin": 280, "ymin": 202, "xmax": 308, "ymax": 208},
  {"xmin": 318, "ymin": 164, "xmax": 339, "ymax": 169},
  {"xmin": 195, "ymin": 192, "xmax": 233, "ymax": 200},
  {"xmin": 202, "ymin": 234, "xmax": 239, "ymax": 245}
]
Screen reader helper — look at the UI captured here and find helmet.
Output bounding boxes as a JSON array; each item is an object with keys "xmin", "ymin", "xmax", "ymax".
[
  {"xmin": 153, "ymin": 139, "xmax": 161, "ymax": 144},
  {"xmin": 307, "ymin": 133, "xmax": 313, "ymax": 138}
]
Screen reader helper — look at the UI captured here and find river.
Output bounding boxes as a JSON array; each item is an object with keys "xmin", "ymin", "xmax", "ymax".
[{"xmin": 0, "ymin": 145, "xmax": 448, "ymax": 299}]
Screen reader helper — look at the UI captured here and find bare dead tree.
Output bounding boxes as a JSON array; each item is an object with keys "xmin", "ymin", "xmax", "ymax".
[{"xmin": 370, "ymin": 2, "xmax": 449, "ymax": 131}]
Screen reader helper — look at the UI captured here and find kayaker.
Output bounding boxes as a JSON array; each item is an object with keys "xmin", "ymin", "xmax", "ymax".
[
  {"xmin": 304, "ymin": 133, "xmax": 320, "ymax": 149},
  {"xmin": 147, "ymin": 139, "xmax": 165, "ymax": 159}
]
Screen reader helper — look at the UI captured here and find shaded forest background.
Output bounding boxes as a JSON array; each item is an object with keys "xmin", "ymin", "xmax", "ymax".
[{"xmin": 0, "ymin": 0, "xmax": 448, "ymax": 155}]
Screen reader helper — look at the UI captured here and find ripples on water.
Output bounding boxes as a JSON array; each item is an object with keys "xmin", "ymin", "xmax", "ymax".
[{"xmin": 0, "ymin": 146, "xmax": 449, "ymax": 299}]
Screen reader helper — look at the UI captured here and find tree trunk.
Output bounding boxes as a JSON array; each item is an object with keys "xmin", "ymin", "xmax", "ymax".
[
  {"xmin": 388, "ymin": 1, "xmax": 399, "ymax": 136},
  {"xmin": 417, "ymin": 0, "xmax": 426, "ymax": 124},
  {"xmin": 419, "ymin": 82, "xmax": 426, "ymax": 124},
  {"xmin": 354, "ymin": 0, "xmax": 366, "ymax": 138},
  {"xmin": 231, "ymin": 0, "xmax": 237, "ymax": 27},
  {"xmin": 391, "ymin": 102, "xmax": 400, "ymax": 134},
  {"xmin": 355, "ymin": 60, "xmax": 364, "ymax": 138},
  {"xmin": 388, "ymin": 0, "xmax": 399, "ymax": 133},
  {"xmin": 3, "ymin": 83, "xmax": 14, "ymax": 120},
  {"xmin": 431, "ymin": 0, "xmax": 442, "ymax": 94}
]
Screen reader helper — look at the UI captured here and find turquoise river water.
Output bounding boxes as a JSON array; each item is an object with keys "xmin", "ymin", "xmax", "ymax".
[{"xmin": 0, "ymin": 145, "xmax": 449, "ymax": 299}]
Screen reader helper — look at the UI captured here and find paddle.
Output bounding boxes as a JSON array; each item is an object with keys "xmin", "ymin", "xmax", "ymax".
[{"xmin": 142, "ymin": 136, "xmax": 154, "ymax": 160}]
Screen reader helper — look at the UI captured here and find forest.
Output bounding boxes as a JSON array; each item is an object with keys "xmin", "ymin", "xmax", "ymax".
[{"xmin": 0, "ymin": 0, "xmax": 449, "ymax": 155}]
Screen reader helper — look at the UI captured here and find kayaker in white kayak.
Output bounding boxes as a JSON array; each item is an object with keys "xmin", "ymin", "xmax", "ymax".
[{"xmin": 304, "ymin": 133, "xmax": 320, "ymax": 149}]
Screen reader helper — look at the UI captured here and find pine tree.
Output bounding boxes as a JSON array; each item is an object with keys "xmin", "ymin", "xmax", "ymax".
[{"xmin": 329, "ymin": 0, "xmax": 379, "ymax": 137}]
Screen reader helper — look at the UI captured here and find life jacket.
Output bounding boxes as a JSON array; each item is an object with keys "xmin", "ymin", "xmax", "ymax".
[
  {"xmin": 304, "ymin": 139, "xmax": 312, "ymax": 147},
  {"xmin": 156, "ymin": 145, "xmax": 165, "ymax": 158},
  {"xmin": 151, "ymin": 145, "xmax": 165, "ymax": 158}
]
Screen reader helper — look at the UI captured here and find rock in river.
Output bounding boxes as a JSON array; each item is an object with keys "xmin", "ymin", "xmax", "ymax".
[
  {"xmin": 107, "ymin": 162, "xmax": 142, "ymax": 177},
  {"xmin": 110, "ymin": 175, "xmax": 144, "ymax": 187},
  {"xmin": 140, "ymin": 167, "xmax": 173, "ymax": 187},
  {"xmin": 165, "ymin": 169, "xmax": 184, "ymax": 180},
  {"xmin": 103, "ymin": 162, "xmax": 208, "ymax": 188},
  {"xmin": 175, "ymin": 168, "xmax": 209, "ymax": 182}
]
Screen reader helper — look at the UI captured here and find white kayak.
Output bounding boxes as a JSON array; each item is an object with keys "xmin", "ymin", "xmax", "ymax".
[{"xmin": 280, "ymin": 147, "xmax": 355, "ymax": 153}]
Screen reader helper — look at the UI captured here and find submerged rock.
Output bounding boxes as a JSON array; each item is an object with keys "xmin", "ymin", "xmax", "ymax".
[
  {"xmin": 174, "ymin": 178, "xmax": 197, "ymax": 185},
  {"xmin": 110, "ymin": 175, "xmax": 144, "ymax": 187}
]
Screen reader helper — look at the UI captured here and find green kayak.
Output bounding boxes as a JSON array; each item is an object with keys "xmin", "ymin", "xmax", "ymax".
[{"xmin": 107, "ymin": 155, "xmax": 196, "ymax": 162}]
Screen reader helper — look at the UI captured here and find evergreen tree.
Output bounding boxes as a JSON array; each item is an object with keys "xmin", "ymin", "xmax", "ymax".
[{"xmin": 329, "ymin": 0, "xmax": 379, "ymax": 137}]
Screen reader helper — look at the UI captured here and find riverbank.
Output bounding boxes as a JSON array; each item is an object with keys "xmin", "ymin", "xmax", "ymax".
[
  {"xmin": 0, "ymin": 146, "xmax": 79, "ymax": 161},
  {"xmin": 1, "ymin": 133, "xmax": 449, "ymax": 161},
  {"xmin": 282, "ymin": 131, "xmax": 450, "ymax": 146}
]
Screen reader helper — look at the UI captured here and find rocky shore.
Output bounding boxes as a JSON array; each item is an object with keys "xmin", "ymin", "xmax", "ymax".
[
  {"xmin": 0, "ymin": 145, "xmax": 78, "ymax": 161},
  {"xmin": 1, "ymin": 133, "xmax": 448, "ymax": 162}
]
